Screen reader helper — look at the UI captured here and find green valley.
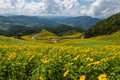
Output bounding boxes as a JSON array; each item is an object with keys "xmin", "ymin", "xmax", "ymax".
[{"xmin": 0, "ymin": 13, "xmax": 120, "ymax": 80}]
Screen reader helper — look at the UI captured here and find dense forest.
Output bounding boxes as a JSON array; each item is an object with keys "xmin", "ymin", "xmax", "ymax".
[
  {"xmin": 47, "ymin": 24, "xmax": 84, "ymax": 36},
  {"xmin": 85, "ymin": 13, "xmax": 120, "ymax": 38},
  {"xmin": 0, "ymin": 24, "xmax": 84, "ymax": 37}
]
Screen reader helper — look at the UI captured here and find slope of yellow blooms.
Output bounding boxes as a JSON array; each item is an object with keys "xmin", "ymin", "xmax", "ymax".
[{"xmin": 0, "ymin": 36, "xmax": 120, "ymax": 80}]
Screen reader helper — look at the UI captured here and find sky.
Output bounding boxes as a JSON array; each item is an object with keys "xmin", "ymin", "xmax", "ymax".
[{"xmin": 0, "ymin": 0, "xmax": 120, "ymax": 18}]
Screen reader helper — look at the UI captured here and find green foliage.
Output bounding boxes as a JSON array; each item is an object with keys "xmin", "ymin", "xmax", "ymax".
[
  {"xmin": 48, "ymin": 24, "xmax": 84, "ymax": 36},
  {"xmin": 0, "ymin": 24, "xmax": 83, "ymax": 38},
  {"xmin": 85, "ymin": 13, "xmax": 120, "ymax": 38},
  {"xmin": 5, "ymin": 25, "xmax": 37, "ymax": 36}
]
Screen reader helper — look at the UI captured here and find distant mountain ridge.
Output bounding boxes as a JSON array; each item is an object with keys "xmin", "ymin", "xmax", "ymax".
[
  {"xmin": 0, "ymin": 15, "xmax": 101, "ymax": 29},
  {"xmin": 49, "ymin": 16, "xmax": 101, "ymax": 29},
  {"xmin": 0, "ymin": 15, "xmax": 59, "ymax": 28}
]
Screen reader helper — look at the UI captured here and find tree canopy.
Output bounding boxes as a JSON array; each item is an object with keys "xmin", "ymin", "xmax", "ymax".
[{"xmin": 85, "ymin": 13, "xmax": 120, "ymax": 38}]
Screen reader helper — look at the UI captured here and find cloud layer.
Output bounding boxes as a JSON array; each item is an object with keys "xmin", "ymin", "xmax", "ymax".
[
  {"xmin": 80, "ymin": 0, "xmax": 120, "ymax": 18},
  {"xmin": 0, "ymin": 0, "xmax": 120, "ymax": 17},
  {"xmin": 0, "ymin": 0, "xmax": 80, "ymax": 16}
]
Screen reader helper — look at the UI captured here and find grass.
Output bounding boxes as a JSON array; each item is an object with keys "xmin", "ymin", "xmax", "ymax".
[
  {"xmin": 0, "ymin": 31, "xmax": 120, "ymax": 80},
  {"xmin": 61, "ymin": 33, "xmax": 82, "ymax": 39}
]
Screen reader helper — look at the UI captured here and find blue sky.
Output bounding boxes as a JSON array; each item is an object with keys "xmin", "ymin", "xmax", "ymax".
[{"xmin": 0, "ymin": 0, "xmax": 120, "ymax": 18}]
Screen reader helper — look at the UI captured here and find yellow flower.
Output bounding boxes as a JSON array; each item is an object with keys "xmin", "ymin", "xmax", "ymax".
[
  {"xmin": 74, "ymin": 55, "xmax": 80, "ymax": 61},
  {"xmin": 79, "ymin": 75, "xmax": 86, "ymax": 80},
  {"xmin": 110, "ymin": 56, "xmax": 116, "ymax": 59},
  {"xmin": 92, "ymin": 61, "xmax": 100, "ymax": 65},
  {"xmin": 8, "ymin": 53, "xmax": 16, "ymax": 60},
  {"xmin": 39, "ymin": 76, "xmax": 44, "ymax": 80},
  {"xmin": 100, "ymin": 58, "xmax": 107, "ymax": 62},
  {"xmin": 63, "ymin": 70, "xmax": 69, "ymax": 77},
  {"xmin": 42, "ymin": 58, "xmax": 49, "ymax": 63},
  {"xmin": 65, "ymin": 63, "xmax": 73, "ymax": 67},
  {"xmin": 86, "ymin": 57, "xmax": 93, "ymax": 62},
  {"xmin": 98, "ymin": 73, "xmax": 107, "ymax": 80}
]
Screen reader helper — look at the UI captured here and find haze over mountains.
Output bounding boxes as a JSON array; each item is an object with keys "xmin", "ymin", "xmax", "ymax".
[{"xmin": 0, "ymin": 15, "xmax": 101, "ymax": 29}]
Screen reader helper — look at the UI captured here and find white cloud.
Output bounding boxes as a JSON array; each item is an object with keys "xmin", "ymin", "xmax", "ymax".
[
  {"xmin": 0, "ymin": 0, "xmax": 80, "ymax": 16},
  {"xmin": 0, "ymin": 0, "xmax": 120, "ymax": 17},
  {"xmin": 81, "ymin": 0, "xmax": 120, "ymax": 18},
  {"xmin": 79, "ymin": 6, "xmax": 87, "ymax": 16},
  {"xmin": 62, "ymin": 0, "xmax": 79, "ymax": 10},
  {"xmin": 81, "ymin": 0, "xmax": 95, "ymax": 2}
]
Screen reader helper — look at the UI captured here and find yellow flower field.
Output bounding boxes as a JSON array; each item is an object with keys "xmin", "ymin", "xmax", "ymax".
[{"xmin": 0, "ymin": 36, "xmax": 120, "ymax": 80}]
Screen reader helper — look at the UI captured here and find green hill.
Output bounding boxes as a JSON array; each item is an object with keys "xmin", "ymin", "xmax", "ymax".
[
  {"xmin": 85, "ymin": 13, "xmax": 120, "ymax": 38},
  {"xmin": 94, "ymin": 30, "xmax": 120, "ymax": 40},
  {"xmin": 21, "ymin": 29, "xmax": 58, "ymax": 41},
  {"xmin": 36, "ymin": 29, "xmax": 58, "ymax": 39}
]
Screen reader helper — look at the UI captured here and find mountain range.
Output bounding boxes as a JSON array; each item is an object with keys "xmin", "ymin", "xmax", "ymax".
[
  {"xmin": 48, "ymin": 16, "xmax": 101, "ymax": 29},
  {"xmin": 0, "ymin": 15, "xmax": 101, "ymax": 29}
]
